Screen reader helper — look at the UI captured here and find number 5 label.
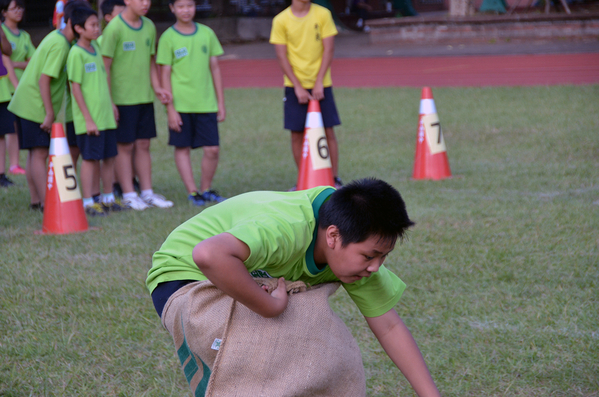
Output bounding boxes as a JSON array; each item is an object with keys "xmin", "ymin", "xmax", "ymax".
[
  {"xmin": 422, "ymin": 114, "xmax": 446, "ymax": 155},
  {"xmin": 306, "ymin": 127, "xmax": 332, "ymax": 171},
  {"xmin": 52, "ymin": 154, "xmax": 81, "ymax": 203}
]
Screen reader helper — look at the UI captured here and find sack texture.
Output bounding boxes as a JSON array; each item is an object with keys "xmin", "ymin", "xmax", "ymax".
[{"xmin": 161, "ymin": 279, "xmax": 366, "ymax": 397}]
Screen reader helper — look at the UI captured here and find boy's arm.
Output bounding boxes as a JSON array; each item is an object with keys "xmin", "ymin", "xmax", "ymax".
[
  {"xmin": 365, "ymin": 309, "xmax": 440, "ymax": 397},
  {"xmin": 150, "ymin": 55, "xmax": 171, "ymax": 105},
  {"xmin": 312, "ymin": 36, "xmax": 334, "ymax": 101},
  {"xmin": 160, "ymin": 64, "xmax": 182, "ymax": 132},
  {"xmin": 71, "ymin": 81, "xmax": 99, "ymax": 136},
  {"xmin": 103, "ymin": 56, "xmax": 113, "ymax": 96},
  {"xmin": 39, "ymin": 74, "xmax": 54, "ymax": 132},
  {"xmin": 0, "ymin": 28, "xmax": 12, "ymax": 56},
  {"xmin": 209, "ymin": 56, "xmax": 226, "ymax": 122},
  {"xmin": 3, "ymin": 55, "xmax": 19, "ymax": 88},
  {"xmin": 192, "ymin": 233, "xmax": 289, "ymax": 318},
  {"xmin": 273, "ymin": 44, "xmax": 312, "ymax": 104}
]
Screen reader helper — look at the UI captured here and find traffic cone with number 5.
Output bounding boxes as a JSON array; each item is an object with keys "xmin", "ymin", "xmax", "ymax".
[
  {"xmin": 296, "ymin": 100, "xmax": 335, "ymax": 190},
  {"xmin": 41, "ymin": 123, "xmax": 88, "ymax": 234},
  {"xmin": 412, "ymin": 87, "xmax": 452, "ymax": 180}
]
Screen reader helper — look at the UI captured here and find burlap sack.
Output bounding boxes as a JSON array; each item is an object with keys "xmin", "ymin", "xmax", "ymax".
[{"xmin": 161, "ymin": 279, "xmax": 366, "ymax": 397}]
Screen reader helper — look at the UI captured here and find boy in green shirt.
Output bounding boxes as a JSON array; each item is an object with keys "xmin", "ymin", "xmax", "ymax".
[
  {"xmin": 101, "ymin": 0, "xmax": 173, "ymax": 211},
  {"xmin": 148, "ymin": 178, "xmax": 440, "ymax": 397},
  {"xmin": 67, "ymin": 6, "xmax": 125, "ymax": 216},
  {"xmin": 157, "ymin": 0, "xmax": 226, "ymax": 206},
  {"xmin": 7, "ymin": 0, "xmax": 84, "ymax": 209}
]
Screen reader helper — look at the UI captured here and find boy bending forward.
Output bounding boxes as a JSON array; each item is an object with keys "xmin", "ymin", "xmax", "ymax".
[{"xmin": 147, "ymin": 178, "xmax": 440, "ymax": 396}]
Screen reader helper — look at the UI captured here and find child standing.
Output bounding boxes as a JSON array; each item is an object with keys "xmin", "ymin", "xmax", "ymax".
[
  {"xmin": 101, "ymin": 0, "xmax": 173, "ymax": 210},
  {"xmin": 270, "ymin": 0, "xmax": 343, "ymax": 189},
  {"xmin": 0, "ymin": 11, "xmax": 13, "ymax": 187},
  {"xmin": 1, "ymin": 0, "xmax": 34, "ymax": 176},
  {"xmin": 7, "ymin": 1, "xmax": 84, "ymax": 208},
  {"xmin": 157, "ymin": 0, "xmax": 226, "ymax": 206},
  {"xmin": 99, "ymin": 0, "xmax": 125, "ymax": 45},
  {"xmin": 67, "ymin": 6, "xmax": 124, "ymax": 216}
]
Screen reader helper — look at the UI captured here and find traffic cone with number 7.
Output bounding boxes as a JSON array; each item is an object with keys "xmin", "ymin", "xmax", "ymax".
[
  {"xmin": 296, "ymin": 100, "xmax": 335, "ymax": 190},
  {"xmin": 40, "ymin": 123, "xmax": 88, "ymax": 234},
  {"xmin": 412, "ymin": 87, "xmax": 452, "ymax": 180}
]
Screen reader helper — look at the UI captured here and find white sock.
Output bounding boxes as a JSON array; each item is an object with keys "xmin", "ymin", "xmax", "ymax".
[
  {"xmin": 102, "ymin": 193, "xmax": 115, "ymax": 204},
  {"xmin": 83, "ymin": 197, "xmax": 94, "ymax": 207},
  {"xmin": 141, "ymin": 189, "xmax": 154, "ymax": 198},
  {"xmin": 123, "ymin": 192, "xmax": 138, "ymax": 200}
]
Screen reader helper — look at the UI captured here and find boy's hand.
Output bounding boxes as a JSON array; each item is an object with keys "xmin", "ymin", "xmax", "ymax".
[
  {"xmin": 86, "ymin": 120, "xmax": 99, "ymax": 136},
  {"xmin": 40, "ymin": 113, "xmax": 54, "ymax": 133},
  {"xmin": 294, "ymin": 86, "xmax": 313, "ymax": 104},
  {"xmin": 312, "ymin": 81, "xmax": 325, "ymax": 101},
  {"xmin": 112, "ymin": 104, "xmax": 119, "ymax": 125},
  {"xmin": 217, "ymin": 104, "xmax": 226, "ymax": 122},
  {"xmin": 268, "ymin": 277, "xmax": 289, "ymax": 316},
  {"xmin": 155, "ymin": 87, "xmax": 172, "ymax": 105},
  {"xmin": 167, "ymin": 107, "xmax": 183, "ymax": 132}
]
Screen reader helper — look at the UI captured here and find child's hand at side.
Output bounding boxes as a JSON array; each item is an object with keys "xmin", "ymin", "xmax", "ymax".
[
  {"xmin": 86, "ymin": 120, "xmax": 99, "ymax": 136},
  {"xmin": 167, "ymin": 106, "xmax": 182, "ymax": 132}
]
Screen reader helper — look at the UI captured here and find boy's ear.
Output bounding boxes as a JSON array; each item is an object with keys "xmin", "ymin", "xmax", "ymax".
[
  {"xmin": 325, "ymin": 225, "xmax": 341, "ymax": 249},
  {"xmin": 73, "ymin": 22, "xmax": 84, "ymax": 35}
]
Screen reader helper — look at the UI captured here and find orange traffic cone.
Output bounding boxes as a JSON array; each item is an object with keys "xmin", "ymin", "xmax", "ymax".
[
  {"xmin": 41, "ymin": 123, "xmax": 88, "ymax": 234},
  {"xmin": 412, "ymin": 87, "xmax": 452, "ymax": 180},
  {"xmin": 296, "ymin": 100, "xmax": 335, "ymax": 190}
]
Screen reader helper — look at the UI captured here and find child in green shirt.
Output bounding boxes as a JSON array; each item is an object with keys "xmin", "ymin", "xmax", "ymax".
[
  {"xmin": 101, "ymin": 0, "xmax": 173, "ymax": 211},
  {"xmin": 67, "ymin": 6, "xmax": 125, "ymax": 217},
  {"xmin": 157, "ymin": 0, "xmax": 226, "ymax": 206},
  {"xmin": 7, "ymin": 0, "xmax": 85, "ymax": 209}
]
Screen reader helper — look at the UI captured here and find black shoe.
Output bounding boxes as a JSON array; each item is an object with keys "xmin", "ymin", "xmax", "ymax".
[
  {"xmin": 29, "ymin": 202, "xmax": 42, "ymax": 211},
  {"xmin": 0, "ymin": 173, "xmax": 15, "ymax": 187},
  {"xmin": 92, "ymin": 193, "xmax": 101, "ymax": 203},
  {"xmin": 200, "ymin": 189, "xmax": 226, "ymax": 203}
]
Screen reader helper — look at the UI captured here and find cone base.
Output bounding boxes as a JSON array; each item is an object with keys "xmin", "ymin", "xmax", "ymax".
[{"xmin": 42, "ymin": 199, "xmax": 89, "ymax": 235}]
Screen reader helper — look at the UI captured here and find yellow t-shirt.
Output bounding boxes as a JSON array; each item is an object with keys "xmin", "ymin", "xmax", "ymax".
[{"xmin": 269, "ymin": 4, "xmax": 337, "ymax": 89}]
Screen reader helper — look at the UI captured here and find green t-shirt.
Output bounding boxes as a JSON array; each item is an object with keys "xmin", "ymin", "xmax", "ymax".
[
  {"xmin": 101, "ymin": 15, "xmax": 156, "ymax": 105},
  {"xmin": 147, "ymin": 187, "xmax": 406, "ymax": 318},
  {"xmin": 2, "ymin": 24, "xmax": 35, "ymax": 81},
  {"xmin": 8, "ymin": 30, "xmax": 70, "ymax": 123},
  {"xmin": 67, "ymin": 42, "xmax": 116, "ymax": 134},
  {"xmin": 156, "ymin": 23, "xmax": 223, "ymax": 113},
  {"xmin": 0, "ymin": 76, "xmax": 11, "ymax": 103}
]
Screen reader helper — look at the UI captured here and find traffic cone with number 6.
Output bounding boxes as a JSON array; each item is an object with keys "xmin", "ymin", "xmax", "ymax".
[
  {"xmin": 41, "ymin": 123, "xmax": 88, "ymax": 234},
  {"xmin": 412, "ymin": 87, "xmax": 452, "ymax": 180},
  {"xmin": 296, "ymin": 100, "xmax": 335, "ymax": 190}
]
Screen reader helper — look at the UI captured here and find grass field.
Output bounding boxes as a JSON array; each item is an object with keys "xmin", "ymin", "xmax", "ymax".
[{"xmin": 1, "ymin": 86, "xmax": 598, "ymax": 396}]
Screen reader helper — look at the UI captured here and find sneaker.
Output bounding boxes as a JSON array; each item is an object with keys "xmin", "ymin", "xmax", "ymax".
[
  {"xmin": 29, "ymin": 202, "xmax": 42, "ymax": 211},
  {"xmin": 201, "ymin": 189, "xmax": 226, "ymax": 203},
  {"xmin": 334, "ymin": 176, "xmax": 343, "ymax": 189},
  {"xmin": 122, "ymin": 195, "xmax": 150, "ymax": 211},
  {"xmin": 92, "ymin": 193, "xmax": 101, "ymax": 204},
  {"xmin": 113, "ymin": 182, "xmax": 123, "ymax": 199},
  {"xmin": 102, "ymin": 199, "xmax": 129, "ymax": 212},
  {"xmin": 142, "ymin": 192, "xmax": 174, "ymax": 208},
  {"xmin": 188, "ymin": 191, "xmax": 206, "ymax": 207},
  {"xmin": 85, "ymin": 203, "xmax": 107, "ymax": 217},
  {"xmin": 8, "ymin": 165, "xmax": 26, "ymax": 175},
  {"xmin": 0, "ymin": 174, "xmax": 15, "ymax": 187}
]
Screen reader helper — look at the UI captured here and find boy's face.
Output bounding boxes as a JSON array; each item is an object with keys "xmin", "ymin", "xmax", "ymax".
[
  {"xmin": 326, "ymin": 231, "xmax": 395, "ymax": 284},
  {"xmin": 125, "ymin": 0, "xmax": 150, "ymax": 17},
  {"xmin": 104, "ymin": 5, "xmax": 125, "ymax": 23},
  {"xmin": 78, "ymin": 14, "xmax": 100, "ymax": 41},
  {"xmin": 169, "ymin": 0, "xmax": 195, "ymax": 23},
  {"xmin": 4, "ymin": 1, "xmax": 24, "ymax": 23}
]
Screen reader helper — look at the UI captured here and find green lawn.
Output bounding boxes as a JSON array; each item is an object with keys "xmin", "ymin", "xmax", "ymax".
[{"xmin": 1, "ymin": 86, "xmax": 598, "ymax": 396}]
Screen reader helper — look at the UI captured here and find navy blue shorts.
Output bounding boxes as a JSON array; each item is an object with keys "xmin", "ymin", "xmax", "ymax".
[
  {"xmin": 169, "ymin": 112, "xmax": 219, "ymax": 148},
  {"xmin": 76, "ymin": 130, "xmax": 118, "ymax": 161},
  {"xmin": 15, "ymin": 116, "xmax": 50, "ymax": 149},
  {"xmin": 151, "ymin": 279, "xmax": 196, "ymax": 318},
  {"xmin": 0, "ymin": 101, "xmax": 15, "ymax": 136},
  {"xmin": 115, "ymin": 103, "xmax": 157, "ymax": 144},
  {"xmin": 66, "ymin": 122, "xmax": 77, "ymax": 147},
  {"xmin": 284, "ymin": 86, "xmax": 341, "ymax": 132}
]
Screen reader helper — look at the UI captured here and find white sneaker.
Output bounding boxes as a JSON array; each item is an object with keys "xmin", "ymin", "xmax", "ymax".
[
  {"xmin": 123, "ymin": 195, "xmax": 150, "ymax": 211},
  {"xmin": 142, "ymin": 192, "xmax": 174, "ymax": 208}
]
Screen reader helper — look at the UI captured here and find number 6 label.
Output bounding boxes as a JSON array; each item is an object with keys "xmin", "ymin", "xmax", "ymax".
[
  {"xmin": 422, "ymin": 114, "xmax": 446, "ymax": 155},
  {"xmin": 52, "ymin": 154, "xmax": 81, "ymax": 202},
  {"xmin": 306, "ymin": 127, "xmax": 332, "ymax": 171}
]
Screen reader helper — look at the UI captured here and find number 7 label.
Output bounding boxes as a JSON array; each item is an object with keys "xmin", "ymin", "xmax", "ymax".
[{"xmin": 422, "ymin": 114, "xmax": 447, "ymax": 155}]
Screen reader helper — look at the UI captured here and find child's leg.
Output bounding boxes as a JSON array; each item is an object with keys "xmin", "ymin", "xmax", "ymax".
[
  {"xmin": 93, "ymin": 162, "xmax": 101, "ymax": 197},
  {"xmin": 101, "ymin": 157, "xmax": 115, "ymax": 194},
  {"xmin": 7, "ymin": 132, "xmax": 20, "ymax": 169},
  {"xmin": 0, "ymin": 136, "xmax": 5, "ymax": 174},
  {"xmin": 26, "ymin": 147, "xmax": 48, "ymax": 204},
  {"xmin": 174, "ymin": 147, "xmax": 196, "ymax": 194},
  {"xmin": 200, "ymin": 146, "xmax": 219, "ymax": 192},
  {"xmin": 70, "ymin": 145, "xmax": 80, "ymax": 172},
  {"xmin": 324, "ymin": 127, "xmax": 339, "ymax": 178},
  {"xmin": 80, "ymin": 159, "xmax": 98, "ymax": 200},
  {"xmin": 133, "ymin": 138, "xmax": 152, "ymax": 191},
  {"xmin": 290, "ymin": 131, "xmax": 304, "ymax": 170},
  {"xmin": 115, "ymin": 142, "xmax": 135, "ymax": 194}
]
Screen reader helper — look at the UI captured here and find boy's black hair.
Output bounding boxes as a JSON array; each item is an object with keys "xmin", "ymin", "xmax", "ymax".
[
  {"xmin": 71, "ymin": 6, "xmax": 97, "ymax": 39},
  {"xmin": 168, "ymin": 0, "xmax": 197, "ymax": 4},
  {"xmin": 101, "ymin": 0, "xmax": 125, "ymax": 17},
  {"xmin": 63, "ymin": 0, "xmax": 92, "ymax": 27},
  {"xmin": 319, "ymin": 178, "xmax": 415, "ymax": 246}
]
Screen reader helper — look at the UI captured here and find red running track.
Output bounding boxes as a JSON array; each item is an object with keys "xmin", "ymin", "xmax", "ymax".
[{"xmin": 220, "ymin": 53, "xmax": 599, "ymax": 88}]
